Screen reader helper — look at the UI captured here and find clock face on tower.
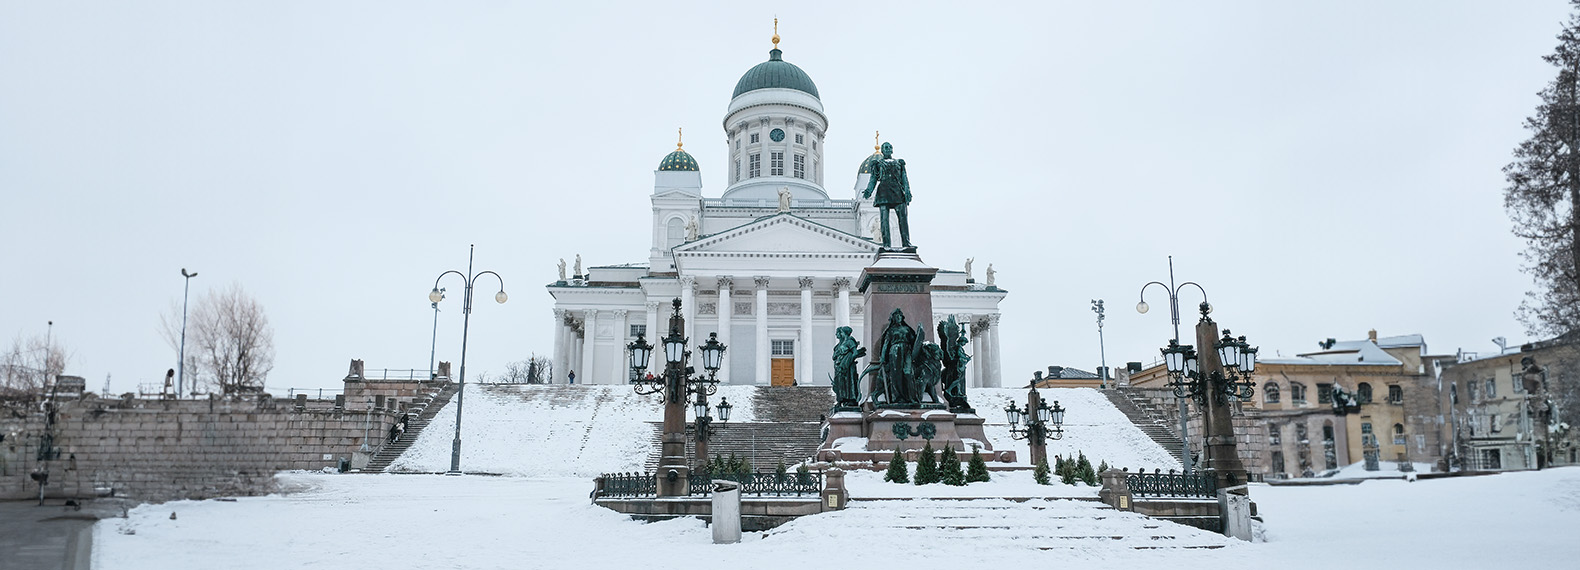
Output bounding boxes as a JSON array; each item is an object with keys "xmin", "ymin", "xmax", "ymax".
[{"xmin": 769, "ymin": 128, "xmax": 786, "ymax": 142}]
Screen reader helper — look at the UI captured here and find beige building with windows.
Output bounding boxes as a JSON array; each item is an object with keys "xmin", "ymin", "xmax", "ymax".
[
  {"xmin": 1130, "ymin": 331, "xmax": 1445, "ymax": 478},
  {"xmin": 1437, "ymin": 334, "xmax": 1580, "ymax": 471}
]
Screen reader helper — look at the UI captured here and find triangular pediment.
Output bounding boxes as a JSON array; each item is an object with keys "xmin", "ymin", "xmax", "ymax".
[{"xmin": 675, "ymin": 214, "xmax": 879, "ymax": 256}]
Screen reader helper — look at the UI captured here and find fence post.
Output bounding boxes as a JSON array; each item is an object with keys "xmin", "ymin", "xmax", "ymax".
[
  {"xmin": 821, "ymin": 468, "xmax": 848, "ymax": 511},
  {"xmin": 1099, "ymin": 468, "xmax": 1132, "ymax": 511}
]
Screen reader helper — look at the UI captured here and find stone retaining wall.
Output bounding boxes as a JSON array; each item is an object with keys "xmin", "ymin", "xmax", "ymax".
[{"xmin": 0, "ymin": 395, "xmax": 400, "ymax": 503}]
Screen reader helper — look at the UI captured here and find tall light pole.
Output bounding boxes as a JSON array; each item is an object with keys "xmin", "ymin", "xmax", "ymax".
[
  {"xmin": 430, "ymin": 245, "xmax": 507, "ymax": 475},
  {"xmin": 1137, "ymin": 256, "xmax": 1207, "ymax": 473},
  {"xmin": 429, "ymin": 289, "xmax": 445, "ymax": 380},
  {"xmin": 178, "ymin": 268, "xmax": 198, "ymax": 397},
  {"xmin": 1092, "ymin": 299, "xmax": 1107, "ymax": 389},
  {"xmin": 628, "ymin": 299, "xmax": 725, "ymax": 495}
]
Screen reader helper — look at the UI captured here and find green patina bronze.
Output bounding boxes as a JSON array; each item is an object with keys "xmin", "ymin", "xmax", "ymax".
[
  {"xmin": 860, "ymin": 308, "xmax": 946, "ymax": 408},
  {"xmin": 830, "ymin": 326, "xmax": 865, "ymax": 411},
  {"xmin": 862, "ymin": 142, "xmax": 913, "ymax": 250},
  {"xmin": 938, "ymin": 315, "xmax": 974, "ymax": 413}
]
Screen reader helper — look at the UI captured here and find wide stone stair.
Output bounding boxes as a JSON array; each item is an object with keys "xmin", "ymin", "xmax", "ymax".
[
  {"xmin": 1104, "ymin": 388, "xmax": 1188, "ymax": 466},
  {"xmin": 771, "ymin": 497, "xmax": 1234, "ymax": 551},
  {"xmin": 645, "ymin": 386, "xmax": 834, "ymax": 471},
  {"xmin": 363, "ymin": 382, "xmax": 459, "ymax": 472}
]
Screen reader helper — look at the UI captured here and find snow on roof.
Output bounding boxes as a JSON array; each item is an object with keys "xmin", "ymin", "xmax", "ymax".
[{"xmin": 1271, "ymin": 339, "xmax": 1403, "ymax": 366}]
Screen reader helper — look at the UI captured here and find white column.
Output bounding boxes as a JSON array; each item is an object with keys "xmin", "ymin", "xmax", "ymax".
[
  {"xmin": 833, "ymin": 277, "xmax": 851, "ymax": 330},
  {"xmin": 645, "ymin": 301, "xmax": 662, "ymax": 378},
  {"xmin": 680, "ymin": 276, "xmax": 697, "ymax": 345},
  {"xmin": 716, "ymin": 277, "xmax": 733, "ymax": 384},
  {"xmin": 755, "ymin": 276, "xmax": 770, "ymax": 385},
  {"xmin": 569, "ymin": 326, "xmax": 582, "ymax": 384},
  {"xmin": 988, "ymin": 313, "xmax": 1003, "ymax": 388},
  {"xmin": 963, "ymin": 314, "xmax": 979, "ymax": 388},
  {"xmin": 799, "ymin": 276, "xmax": 815, "ymax": 386},
  {"xmin": 610, "ymin": 310, "xmax": 629, "ymax": 385},
  {"xmin": 552, "ymin": 309, "xmax": 567, "ymax": 384},
  {"xmin": 581, "ymin": 309, "xmax": 599, "ymax": 385}
]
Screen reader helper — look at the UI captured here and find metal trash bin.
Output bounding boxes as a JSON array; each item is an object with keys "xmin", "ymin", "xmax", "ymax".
[{"xmin": 711, "ymin": 480, "xmax": 741, "ymax": 544}]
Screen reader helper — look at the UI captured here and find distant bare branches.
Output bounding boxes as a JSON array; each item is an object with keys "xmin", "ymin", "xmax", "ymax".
[{"xmin": 161, "ymin": 283, "xmax": 274, "ymax": 395}]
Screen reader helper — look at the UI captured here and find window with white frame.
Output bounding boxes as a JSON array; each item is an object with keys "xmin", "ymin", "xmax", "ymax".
[
  {"xmin": 750, "ymin": 133, "xmax": 759, "ymax": 144},
  {"xmin": 749, "ymin": 154, "xmax": 761, "ymax": 178},
  {"xmin": 770, "ymin": 151, "xmax": 784, "ymax": 176},
  {"xmin": 771, "ymin": 339, "xmax": 794, "ymax": 356},
  {"xmin": 795, "ymin": 133, "xmax": 803, "ymax": 144},
  {"xmin": 629, "ymin": 324, "xmax": 646, "ymax": 339},
  {"xmin": 1291, "ymin": 383, "xmax": 1308, "ymax": 404},
  {"xmin": 793, "ymin": 154, "xmax": 805, "ymax": 179}
]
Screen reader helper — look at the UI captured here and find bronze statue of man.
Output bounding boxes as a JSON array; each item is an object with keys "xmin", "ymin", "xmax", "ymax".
[{"xmin": 862, "ymin": 142, "xmax": 912, "ymax": 249}]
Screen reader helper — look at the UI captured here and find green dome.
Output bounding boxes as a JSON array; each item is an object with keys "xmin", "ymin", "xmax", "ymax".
[
  {"xmin": 858, "ymin": 151, "xmax": 882, "ymax": 174},
  {"xmin": 659, "ymin": 148, "xmax": 699, "ymax": 172},
  {"xmin": 732, "ymin": 49, "xmax": 820, "ymax": 99}
]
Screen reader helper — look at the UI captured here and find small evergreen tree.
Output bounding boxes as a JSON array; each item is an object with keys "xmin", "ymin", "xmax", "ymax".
[
  {"xmin": 776, "ymin": 460, "xmax": 789, "ymax": 481},
  {"xmin": 1076, "ymin": 452, "xmax": 1098, "ymax": 486},
  {"xmin": 1097, "ymin": 460, "xmax": 1109, "ymax": 474},
  {"xmin": 1058, "ymin": 454, "xmax": 1078, "ymax": 485},
  {"xmin": 914, "ymin": 442, "xmax": 940, "ymax": 485},
  {"xmin": 796, "ymin": 463, "xmax": 812, "ymax": 485},
  {"xmin": 966, "ymin": 445, "xmax": 991, "ymax": 483},
  {"xmin": 884, "ymin": 449, "xmax": 910, "ymax": 484},
  {"xmin": 1033, "ymin": 456, "xmax": 1051, "ymax": 485},
  {"xmin": 939, "ymin": 444, "xmax": 966, "ymax": 486}
]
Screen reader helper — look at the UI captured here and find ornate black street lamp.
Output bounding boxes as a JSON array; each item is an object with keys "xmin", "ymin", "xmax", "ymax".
[
  {"xmin": 1158, "ymin": 328, "xmax": 1258, "ymax": 407},
  {"xmin": 428, "ymin": 244, "xmax": 507, "ymax": 475},
  {"xmin": 1138, "ymin": 256, "xmax": 1209, "ymax": 472},
  {"xmin": 628, "ymin": 299, "xmax": 728, "ymax": 485},
  {"xmin": 1005, "ymin": 387, "xmax": 1065, "ymax": 467}
]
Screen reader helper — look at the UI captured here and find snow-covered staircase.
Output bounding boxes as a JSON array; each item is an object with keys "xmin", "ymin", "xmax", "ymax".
[
  {"xmin": 363, "ymin": 382, "xmax": 458, "ymax": 472},
  {"xmin": 1104, "ymin": 388, "xmax": 1188, "ymax": 466},
  {"xmin": 643, "ymin": 386, "xmax": 832, "ymax": 471},
  {"xmin": 773, "ymin": 498, "xmax": 1235, "ymax": 550}
]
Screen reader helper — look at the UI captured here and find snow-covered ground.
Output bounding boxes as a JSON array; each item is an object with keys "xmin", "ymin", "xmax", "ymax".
[
  {"xmin": 389, "ymin": 385, "xmax": 1180, "ymax": 477},
  {"xmin": 93, "ymin": 467, "xmax": 1580, "ymax": 569}
]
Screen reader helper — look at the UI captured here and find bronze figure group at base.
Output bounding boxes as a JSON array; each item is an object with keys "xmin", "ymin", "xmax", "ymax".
[{"xmin": 831, "ymin": 308, "xmax": 973, "ymax": 413}]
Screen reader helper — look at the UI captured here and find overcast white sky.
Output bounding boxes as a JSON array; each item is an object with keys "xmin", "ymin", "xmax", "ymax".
[{"xmin": 1, "ymin": 1, "xmax": 1572, "ymax": 395}]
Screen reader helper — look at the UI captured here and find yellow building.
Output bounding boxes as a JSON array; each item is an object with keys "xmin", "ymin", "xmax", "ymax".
[{"xmin": 1129, "ymin": 331, "xmax": 1442, "ymax": 478}]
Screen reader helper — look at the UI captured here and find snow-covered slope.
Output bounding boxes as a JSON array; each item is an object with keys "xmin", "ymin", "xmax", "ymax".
[{"xmin": 389, "ymin": 385, "xmax": 1179, "ymax": 476}]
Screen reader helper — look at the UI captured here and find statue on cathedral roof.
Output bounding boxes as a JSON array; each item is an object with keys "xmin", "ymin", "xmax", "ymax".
[{"xmin": 862, "ymin": 142, "xmax": 913, "ymax": 251}]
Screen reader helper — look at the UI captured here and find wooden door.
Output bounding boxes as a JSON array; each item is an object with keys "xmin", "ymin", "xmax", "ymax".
[{"xmin": 771, "ymin": 358, "xmax": 795, "ymax": 387}]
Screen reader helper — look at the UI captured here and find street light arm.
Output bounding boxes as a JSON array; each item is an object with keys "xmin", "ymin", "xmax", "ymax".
[
  {"xmin": 474, "ymin": 270, "xmax": 506, "ymax": 292},
  {"xmin": 1138, "ymin": 281, "xmax": 1171, "ymax": 305},
  {"xmin": 431, "ymin": 270, "xmax": 470, "ymax": 292},
  {"xmin": 1174, "ymin": 281, "xmax": 1209, "ymax": 308}
]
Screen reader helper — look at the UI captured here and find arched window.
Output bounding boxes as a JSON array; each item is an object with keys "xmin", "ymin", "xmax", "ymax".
[
  {"xmin": 1356, "ymin": 382, "xmax": 1373, "ymax": 404},
  {"xmin": 1393, "ymin": 423, "xmax": 1406, "ymax": 445},
  {"xmin": 1387, "ymin": 385, "xmax": 1404, "ymax": 405},
  {"xmin": 666, "ymin": 218, "xmax": 685, "ymax": 249},
  {"xmin": 1264, "ymin": 383, "xmax": 1281, "ymax": 403}
]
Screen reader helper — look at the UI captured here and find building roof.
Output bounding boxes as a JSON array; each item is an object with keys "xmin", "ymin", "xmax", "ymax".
[
  {"xmin": 732, "ymin": 49, "xmax": 820, "ymax": 100},
  {"xmin": 658, "ymin": 148, "xmax": 698, "ymax": 172}
]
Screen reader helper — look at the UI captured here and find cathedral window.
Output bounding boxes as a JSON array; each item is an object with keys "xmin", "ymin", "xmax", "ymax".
[
  {"xmin": 666, "ymin": 218, "xmax": 685, "ymax": 249},
  {"xmin": 770, "ymin": 152, "xmax": 784, "ymax": 176},
  {"xmin": 750, "ymin": 133, "xmax": 759, "ymax": 144},
  {"xmin": 749, "ymin": 154, "xmax": 761, "ymax": 178},
  {"xmin": 793, "ymin": 154, "xmax": 805, "ymax": 179},
  {"xmin": 629, "ymin": 324, "xmax": 646, "ymax": 339},
  {"xmin": 735, "ymin": 160, "xmax": 741, "ymax": 182},
  {"xmin": 735, "ymin": 138, "xmax": 740, "ymax": 150},
  {"xmin": 795, "ymin": 133, "xmax": 804, "ymax": 144},
  {"xmin": 772, "ymin": 339, "xmax": 795, "ymax": 356}
]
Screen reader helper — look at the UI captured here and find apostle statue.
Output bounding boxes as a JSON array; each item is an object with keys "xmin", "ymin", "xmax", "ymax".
[
  {"xmin": 985, "ymin": 264, "xmax": 996, "ymax": 287},
  {"xmin": 557, "ymin": 258, "xmax": 567, "ymax": 281},
  {"xmin": 830, "ymin": 326, "xmax": 865, "ymax": 410},
  {"xmin": 574, "ymin": 254, "xmax": 583, "ymax": 278},
  {"xmin": 964, "ymin": 258, "xmax": 974, "ymax": 281},
  {"xmin": 861, "ymin": 142, "xmax": 913, "ymax": 250},
  {"xmin": 778, "ymin": 187, "xmax": 793, "ymax": 212},
  {"xmin": 937, "ymin": 315, "xmax": 973, "ymax": 412},
  {"xmin": 684, "ymin": 217, "xmax": 699, "ymax": 241}
]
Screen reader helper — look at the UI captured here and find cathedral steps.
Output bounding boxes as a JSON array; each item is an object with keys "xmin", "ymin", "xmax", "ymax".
[
  {"xmin": 772, "ymin": 498, "xmax": 1234, "ymax": 550},
  {"xmin": 1104, "ymin": 388, "xmax": 1188, "ymax": 467},
  {"xmin": 642, "ymin": 385, "xmax": 833, "ymax": 471},
  {"xmin": 363, "ymin": 382, "xmax": 458, "ymax": 472},
  {"xmin": 750, "ymin": 385, "xmax": 835, "ymax": 423}
]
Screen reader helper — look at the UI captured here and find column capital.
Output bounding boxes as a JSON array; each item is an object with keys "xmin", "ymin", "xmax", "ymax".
[
  {"xmin": 679, "ymin": 275, "xmax": 697, "ymax": 288},
  {"xmin": 612, "ymin": 309, "xmax": 629, "ymax": 318},
  {"xmin": 645, "ymin": 300, "xmax": 662, "ymax": 312},
  {"xmin": 832, "ymin": 276, "xmax": 851, "ymax": 291},
  {"xmin": 585, "ymin": 308, "xmax": 600, "ymax": 318},
  {"xmin": 798, "ymin": 276, "xmax": 816, "ymax": 290},
  {"xmin": 754, "ymin": 276, "xmax": 772, "ymax": 289},
  {"xmin": 717, "ymin": 276, "xmax": 733, "ymax": 289},
  {"xmin": 553, "ymin": 308, "xmax": 566, "ymax": 318},
  {"xmin": 988, "ymin": 313, "xmax": 1002, "ymax": 326}
]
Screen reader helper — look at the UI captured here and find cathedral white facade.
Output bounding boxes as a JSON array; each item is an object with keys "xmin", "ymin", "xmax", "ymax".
[{"xmin": 547, "ymin": 37, "xmax": 1007, "ymax": 388}]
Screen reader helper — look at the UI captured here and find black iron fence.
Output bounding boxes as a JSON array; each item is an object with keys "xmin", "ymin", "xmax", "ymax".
[
  {"xmin": 596, "ymin": 470, "xmax": 821, "ymax": 499},
  {"xmin": 688, "ymin": 470, "xmax": 823, "ymax": 497},
  {"xmin": 1125, "ymin": 469, "xmax": 1218, "ymax": 499},
  {"xmin": 599, "ymin": 472, "xmax": 657, "ymax": 498}
]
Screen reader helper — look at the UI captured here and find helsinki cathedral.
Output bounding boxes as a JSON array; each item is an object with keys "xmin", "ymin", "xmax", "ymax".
[{"xmin": 547, "ymin": 29, "xmax": 1007, "ymax": 389}]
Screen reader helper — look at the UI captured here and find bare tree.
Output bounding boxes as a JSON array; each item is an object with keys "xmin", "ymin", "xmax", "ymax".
[
  {"xmin": 1506, "ymin": 0, "xmax": 1580, "ymax": 336},
  {"xmin": 0, "ymin": 333, "xmax": 68, "ymax": 403},
  {"xmin": 162, "ymin": 283, "xmax": 274, "ymax": 395},
  {"xmin": 500, "ymin": 354, "xmax": 553, "ymax": 384}
]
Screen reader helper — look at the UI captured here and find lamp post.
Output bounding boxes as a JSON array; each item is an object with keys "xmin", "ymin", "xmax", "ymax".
[
  {"xmin": 1137, "ymin": 256, "xmax": 1207, "ymax": 472},
  {"xmin": 429, "ymin": 245, "xmax": 507, "ymax": 475},
  {"xmin": 628, "ymin": 299, "xmax": 726, "ymax": 495},
  {"xmin": 178, "ymin": 268, "xmax": 198, "ymax": 397},
  {"xmin": 1005, "ymin": 386, "xmax": 1065, "ymax": 467},
  {"xmin": 429, "ymin": 289, "xmax": 444, "ymax": 380},
  {"xmin": 1153, "ymin": 303, "xmax": 1257, "ymax": 486},
  {"xmin": 360, "ymin": 397, "xmax": 373, "ymax": 454},
  {"xmin": 1092, "ymin": 299, "xmax": 1108, "ymax": 388}
]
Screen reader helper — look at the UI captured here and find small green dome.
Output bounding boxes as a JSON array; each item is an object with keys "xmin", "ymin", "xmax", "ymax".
[
  {"xmin": 858, "ymin": 151, "xmax": 882, "ymax": 174},
  {"xmin": 732, "ymin": 49, "xmax": 820, "ymax": 100},
  {"xmin": 659, "ymin": 148, "xmax": 699, "ymax": 172}
]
